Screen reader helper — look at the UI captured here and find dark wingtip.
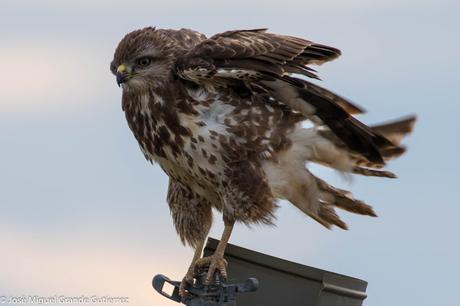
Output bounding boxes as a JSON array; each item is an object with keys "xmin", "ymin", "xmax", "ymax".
[
  {"xmin": 371, "ymin": 114, "xmax": 417, "ymax": 135},
  {"xmin": 340, "ymin": 117, "xmax": 388, "ymax": 165},
  {"xmin": 295, "ymin": 86, "xmax": 388, "ymax": 165}
]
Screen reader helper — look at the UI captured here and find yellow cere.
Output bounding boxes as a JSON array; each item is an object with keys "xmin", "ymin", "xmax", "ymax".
[{"xmin": 117, "ymin": 64, "xmax": 127, "ymax": 73}]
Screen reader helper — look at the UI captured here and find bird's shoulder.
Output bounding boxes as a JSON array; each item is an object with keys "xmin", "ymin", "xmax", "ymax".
[{"xmin": 157, "ymin": 28, "xmax": 207, "ymax": 50}]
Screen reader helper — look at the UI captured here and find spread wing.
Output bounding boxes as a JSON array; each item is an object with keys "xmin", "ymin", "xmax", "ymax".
[
  {"xmin": 175, "ymin": 28, "xmax": 363, "ymax": 114},
  {"xmin": 180, "ymin": 28, "xmax": 341, "ymax": 72},
  {"xmin": 174, "ymin": 28, "xmax": 392, "ymax": 164}
]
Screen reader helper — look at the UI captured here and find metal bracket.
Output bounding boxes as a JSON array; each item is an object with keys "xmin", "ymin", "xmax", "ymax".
[{"xmin": 152, "ymin": 268, "xmax": 258, "ymax": 306}]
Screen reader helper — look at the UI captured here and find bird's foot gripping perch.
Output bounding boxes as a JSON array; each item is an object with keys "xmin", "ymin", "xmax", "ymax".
[
  {"xmin": 195, "ymin": 255, "xmax": 229, "ymax": 284},
  {"xmin": 180, "ymin": 255, "xmax": 228, "ymax": 296},
  {"xmin": 153, "ymin": 267, "xmax": 259, "ymax": 306}
]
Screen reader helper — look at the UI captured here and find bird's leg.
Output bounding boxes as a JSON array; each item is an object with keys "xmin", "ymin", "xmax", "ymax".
[
  {"xmin": 179, "ymin": 238, "xmax": 206, "ymax": 297},
  {"xmin": 195, "ymin": 219, "xmax": 235, "ymax": 285}
]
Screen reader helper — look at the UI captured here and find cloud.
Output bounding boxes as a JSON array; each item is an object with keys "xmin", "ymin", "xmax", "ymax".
[{"xmin": 0, "ymin": 39, "xmax": 117, "ymax": 115}]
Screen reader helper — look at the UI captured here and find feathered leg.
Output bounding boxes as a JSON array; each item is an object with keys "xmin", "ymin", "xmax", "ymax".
[
  {"xmin": 195, "ymin": 219, "xmax": 235, "ymax": 284},
  {"xmin": 168, "ymin": 179, "xmax": 213, "ymax": 297}
]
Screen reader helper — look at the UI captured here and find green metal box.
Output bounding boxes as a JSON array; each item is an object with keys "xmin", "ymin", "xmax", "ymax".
[{"xmin": 204, "ymin": 238, "xmax": 368, "ymax": 306}]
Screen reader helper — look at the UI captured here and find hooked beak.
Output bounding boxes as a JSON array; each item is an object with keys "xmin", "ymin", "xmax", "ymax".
[{"xmin": 116, "ymin": 64, "xmax": 129, "ymax": 87}]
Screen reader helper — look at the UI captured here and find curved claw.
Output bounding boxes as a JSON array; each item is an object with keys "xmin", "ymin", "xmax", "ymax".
[
  {"xmin": 195, "ymin": 256, "xmax": 228, "ymax": 285},
  {"xmin": 179, "ymin": 273, "xmax": 194, "ymax": 297}
]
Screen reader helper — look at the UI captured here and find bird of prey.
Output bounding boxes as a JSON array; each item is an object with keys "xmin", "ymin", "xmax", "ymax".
[{"xmin": 110, "ymin": 27, "xmax": 415, "ymax": 295}]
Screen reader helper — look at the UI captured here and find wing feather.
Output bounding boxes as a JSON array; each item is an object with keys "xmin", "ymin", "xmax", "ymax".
[
  {"xmin": 174, "ymin": 28, "xmax": 392, "ymax": 163},
  {"xmin": 180, "ymin": 29, "xmax": 339, "ymax": 75}
]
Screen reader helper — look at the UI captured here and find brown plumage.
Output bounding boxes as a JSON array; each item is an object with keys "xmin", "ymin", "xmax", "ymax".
[{"xmin": 110, "ymin": 27, "xmax": 415, "ymax": 294}]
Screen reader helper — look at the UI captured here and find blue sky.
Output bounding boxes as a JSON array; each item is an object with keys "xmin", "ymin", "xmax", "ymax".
[{"xmin": 1, "ymin": 1, "xmax": 459, "ymax": 305}]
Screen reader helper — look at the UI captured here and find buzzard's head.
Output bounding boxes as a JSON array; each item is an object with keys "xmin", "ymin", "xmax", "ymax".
[{"xmin": 110, "ymin": 27, "xmax": 178, "ymax": 91}]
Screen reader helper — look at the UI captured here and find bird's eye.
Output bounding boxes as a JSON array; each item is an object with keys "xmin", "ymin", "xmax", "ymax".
[{"xmin": 137, "ymin": 57, "xmax": 152, "ymax": 67}]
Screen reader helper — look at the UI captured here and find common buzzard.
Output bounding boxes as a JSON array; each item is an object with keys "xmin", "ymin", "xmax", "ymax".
[{"xmin": 110, "ymin": 27, "xmax": 415, "ymax": 295}]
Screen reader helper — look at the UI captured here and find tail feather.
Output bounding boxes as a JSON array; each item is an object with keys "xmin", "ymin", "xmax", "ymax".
[
  {"xmin": 290, "ymin": 173, "xmax": 377, "ymax": 230},
  {"xmin": 346, "ymin": 116, "xmax": 416, "ymax": 168},
  {"xmin": 316, "ymin": 177, "xmax": 377, "ymax": 217},
  {"xmin": 370, "ymin": 115, "xmax": 416, "ymax": 146},
  {"xmin": 318, "ymin": 204, "xmax": 348, "ymax": 230},
  {"xmin": 260, "ymin": 75, "xmax": 393, "ymax": 165},
  {"xmin": 274, "ymin": 164, "xmax": 377, "ymax": 230},
  {"xmin": 320, "ymin": 116, "xmax": 389, "ymax": 165},
  {"xmin": 292, "ymin": 79, "xmax": 392, "ymax": 165},
  {"xmin": 315, "ymin": 115, "xmax": 416, "ymax": 175},
  {"xmin": 381, "ymin": 146, "xmax": 407, "ymax": 161},
  {"xmin": 352, "ymin": 166, "xmax": 397, "ymax": 178},
  {"xmin": 260, "ymin": 79, "xmax": 416, "ymax": 230}
]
